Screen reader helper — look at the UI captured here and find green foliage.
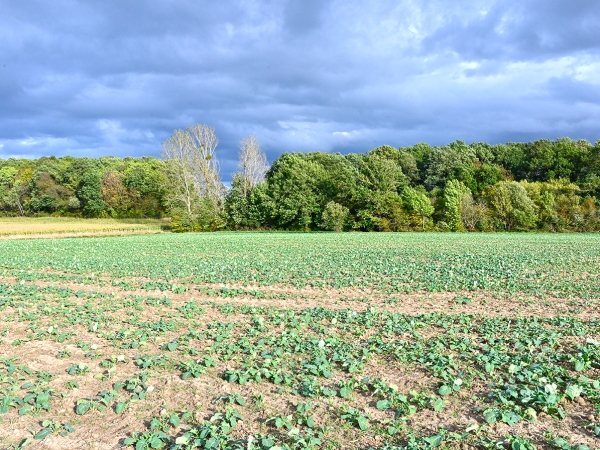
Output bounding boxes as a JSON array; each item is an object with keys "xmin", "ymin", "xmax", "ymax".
[
  {"xmin": 0, "ymin": 156, "xmax": 169, "ymax": 218},
  {"xmin": 65, "ymin": 363, "xmax": 89, "ymax": 375},
  {"xmin": 34, "ymin": 420, "xmax": 75, "ymax": 440},
  {"xmin": 341, "ymin": 407, "xmax": 369, "ymax": 430},
  {"xmin": 488, "ymin": 181, "xmax": 538, "ymax": 230},
  {"xmin": 442, "ymin": 180, "xmax": 471, "ymax": 231},
  {"xmin": 320, "ymin": 201, "xmax": 349, "ymax": 232},
  {"xmin": 424, "ymin": 141, "xmax": 477, "ymax": 191},
  {"xmin": 265, "ymin": 153, "xmax": 328, "ymax": 230},
  {"xmin": 402, "ymin": 187, "xmax": 434, "ymax": 230},
  {"xmin": 2, "ymin": 136, "xmax": 600, "ymax": 231},
  {"xmin": 78, "ymin": 171, "xmax": 107, "ymax": 217}
]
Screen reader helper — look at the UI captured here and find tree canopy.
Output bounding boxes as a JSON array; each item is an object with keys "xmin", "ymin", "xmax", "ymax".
[{"xmin": 1, "ymin": 136, "xmax": 599, "ymax": 232}]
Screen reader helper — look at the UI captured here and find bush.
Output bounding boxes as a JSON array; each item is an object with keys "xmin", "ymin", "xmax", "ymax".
[{"xmin": 320, "ymin": 201, "xmax": 349, "ymax": 232}]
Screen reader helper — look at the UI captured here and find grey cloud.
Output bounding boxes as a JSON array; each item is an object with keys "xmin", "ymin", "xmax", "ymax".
[
  {"xmin": 283, "ymin": 0, "xmax": 327, "ymax": 35},
  {"xmin": 0, "ymin": 0, "xmax": 599, "ymax": 181},
  {"xmin": 421, "ymin": 0, "xmax": 600, "ymax": 62},
  {"xmin": 544, "ymin": 77, "xmax": 600, "ymax": 105}
]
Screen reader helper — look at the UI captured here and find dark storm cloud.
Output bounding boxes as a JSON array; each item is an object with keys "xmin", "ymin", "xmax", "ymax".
[
  {"xmin": 421, "ymin": 0, "xmax": 600, "ymax": 61},
  {"xmin": 1, "ymin": 0, "xmax": 599, "ymax": 180},
  {"xmin": 544, "ymin": 77, "xmax": 600, "ymax": 105}
]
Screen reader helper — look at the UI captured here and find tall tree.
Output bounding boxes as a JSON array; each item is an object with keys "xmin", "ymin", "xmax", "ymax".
[
  {"xmin": 402, "ymin": 186, "xmax": 434, "ymax": 231},
  {"xmin": 320, "ymin": 201, "xmax": 349, "ymax": 232},
  {"xmin": 102, "ymin": 170, "xmax": 130, "ymax": 216},
  {"xmin": 161, "ymin": 124, "xmax": 225, "ymax": 230},
  {"xmin": 237, "ymin": 134, "xmax": 269, "ymax": 197},
  {"xmin": 488, "ymin": 181, "xmax": 537, "ymax": 231},
  {"xmin": 78, "ymin": 171, "xmax": 105, "ymax": 217},
  {"xmin": 443, "ymin": 180, "xmax": 471, "ymax": 231},
  {"xmin": 424, "ymin": 141, "xmax": 477, "ymax": 191},
  {"xmin": 265, "ymin": 153, "xmax": 326, "ymax": 230},
  {"xmin": 161, "ymin": 129, "xmax": 198, "ymax": 221},
  {"xmin": 186, "ymin": 124, "xmax": 224, "ymax": 208}
]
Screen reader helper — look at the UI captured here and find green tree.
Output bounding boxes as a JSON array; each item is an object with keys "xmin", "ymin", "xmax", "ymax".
[
  {"xmin": 345, "ymin": 152, "xmax": 406, "ymax": 230},
  {"xmin": 523, "ymin": 179, "xmax": 584, "ymax": 231},
  {"xmin": 424, "ymin": 141, "xmax": 477, "ymax": 191},
  {"xmin": 362, "ymin": 153, "xmax": 406, "ymax": 193},
  {"xmin": 265, "ymin": 153, "xmax": 325, "ymax": 230},
  {"xmin": 78, "ymin": 171, "xmax": 106, "ymax": 217},
  {"xmin": 402, "ymin": 142, "xmax": 433, "ymax": 176},
  {"xmin": 469, "ymin": 141, "xmax": 495, "ymax": 164},
  {"xmin": 123, "ymin": 158, "xmax": 167, "ymax": 217},
  {"xmin": 397, "ymin": 150, "xmax": 420, "ymax": 185},
  {"xmin": 371, "ymin": 191, "xmax": 406, "ymax": 231},
  {"xmin": 368, "ymin": 145, "xmax": 400, "ymax": 160},
  {"xmin": 474, "ymin": 163, "xmax": 504, "ymax": 194},
  {"xmin": 320, "ymin": 201, "xmax": 349, "ymax": 232},
  {"xmin": 493, "ymin": 142, "xmax": 527, "ymax": 180},
  {"xmin": 3, "ymin": 168, "xmax": 33, "ymax": 216},
  {"xmin": 488, "ymin": 181, "xmax": 537, "ymax": 231},
  {"xmin": 524, "ymin": 138, "xmax": 589, "ymax": 182},
  {"xmin": 402, "ymin": 187, "xmax": 434, "ymax": 231},
  {"xmin": 4, "ymin": 181, "xmax": 28, "ymax": 216},
  {"xmin": 224, "ymin": 174, "xmax": 251, "ymax": 230},
  {"xmin": 0, "ymin": 166, "xmax": 18, "ymax": 214},
  {"xmin": 443, "ymin": 180, "xmax": 471, "ymax": 231}
]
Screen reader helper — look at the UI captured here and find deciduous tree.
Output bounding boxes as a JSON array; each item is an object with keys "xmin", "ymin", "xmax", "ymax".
[
  {"xmin": 161, "ymin": 124, "xmax": 225, "ymax": 229},
  {"xmin": 402, "ymin": 186, "xmax": 434, "ymax": 231},
  {"xmin": 237, "ymin": 134, "xmax": 269, "ymax": 197}
]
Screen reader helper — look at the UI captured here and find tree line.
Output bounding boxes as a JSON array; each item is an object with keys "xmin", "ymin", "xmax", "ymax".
[
  {"xmin": 0, "ymin": 156, "xmax": 166, "ymax": 218},
  {"xmin": 1, "ymin": 125, "xmax": 599, "ymax": 232}
]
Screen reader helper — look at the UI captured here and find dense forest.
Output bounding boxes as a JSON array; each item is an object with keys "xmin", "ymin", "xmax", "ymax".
[{"xmin": 1, "ymin": 137, "xmax": 600, "ymax": 232}]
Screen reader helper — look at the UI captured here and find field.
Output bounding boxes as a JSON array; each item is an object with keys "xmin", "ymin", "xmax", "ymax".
[
  {"xmin": 0, "ymin": 218, "xmax": 165, "ymax": 239},
  {"xmin": 0, "ymin": 232, "xmax": 599, "ymax": 450}
]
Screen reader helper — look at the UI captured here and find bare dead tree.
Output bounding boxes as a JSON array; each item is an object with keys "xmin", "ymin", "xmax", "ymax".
[
  {"xmin": 186, "ymin": 124, "xmax": 225, "ymax": 205},
  {"xmin": 161, "ymin": 128, "xmax": 198, "ymax": 218},
  {"xmin": 237, "ymin": 134, "xmax": 269, "ymax": 197},
  {"xmin": 161, "ymin": 124, "xmax": 225, "ymax": 227}
]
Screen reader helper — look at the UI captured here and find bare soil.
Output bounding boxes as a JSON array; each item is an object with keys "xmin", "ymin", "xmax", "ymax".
[{"xmin": 1, "ymin": 271, "xmax": 599, "ymax": 449}]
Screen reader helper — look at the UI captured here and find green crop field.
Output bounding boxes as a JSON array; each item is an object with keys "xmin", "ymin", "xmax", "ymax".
[{"xmin": 0, "ymin": 233, "xmax": 599, "ymax": 449}]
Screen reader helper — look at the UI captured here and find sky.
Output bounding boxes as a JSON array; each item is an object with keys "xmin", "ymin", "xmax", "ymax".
[{"xmin": 1, "ymin": 0, "xmax": 599, "ymax": 179}]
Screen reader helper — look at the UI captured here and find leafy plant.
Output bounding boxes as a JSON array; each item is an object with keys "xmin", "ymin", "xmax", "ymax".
[
  {"xmin": 33, "ymin": 420, "xmax": 75, "ymax": 440},
  {"xmin": 340, "ymin": 407, "xmax": 369, "ymax": 431}
]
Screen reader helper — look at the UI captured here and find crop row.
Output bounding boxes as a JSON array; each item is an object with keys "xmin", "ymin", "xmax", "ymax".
[
  {"xmin": 0, "ymin": 275, "xmax": 599, "ymax": 448},
  {"xmin": 0, "ymin": 233, "xmax": 599, "ymax": 296}
]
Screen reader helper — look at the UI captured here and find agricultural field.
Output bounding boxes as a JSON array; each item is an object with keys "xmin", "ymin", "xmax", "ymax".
[
  {"xmin": 0, "ymin": 232, "xmax": 599, "ymax": 450},
  {"xmin": 0, "ymin": 218, "xmax": 165, "ymax": 239}
]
